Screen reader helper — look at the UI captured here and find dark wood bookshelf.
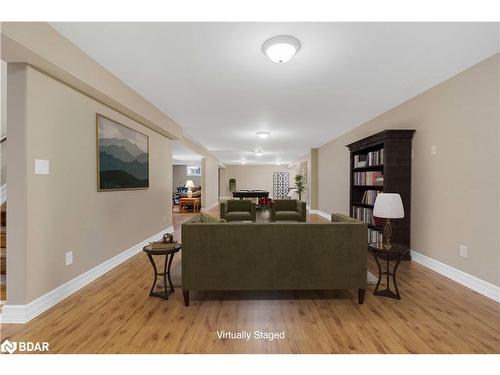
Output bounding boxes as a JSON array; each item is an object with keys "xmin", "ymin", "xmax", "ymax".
[
  {"xmin": 353, "ymin": 165, "xmax": 384, "ymax": 172},
  {"xmin": 353, "ymin": 202, "xmax": 374, "ymax": 208},
  {"xmin": 347, "ymin": 129, "xmax": 415, "ymax": 260}
]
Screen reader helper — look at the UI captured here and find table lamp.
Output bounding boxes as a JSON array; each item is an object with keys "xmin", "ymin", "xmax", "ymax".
[
  {"xmin": 373, "ymin": 193, "xmax": 404, "ymax": 250},
  {"xmin": 185, "ymin": 180, "xmax": 195, "ymax": 198}
]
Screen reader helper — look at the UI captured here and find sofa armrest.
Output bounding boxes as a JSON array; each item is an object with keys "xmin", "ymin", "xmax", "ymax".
[
  {"xmin": 270, "ymin": 203, "xmax": 277, "ymax": 222},
  {"xmin": 331, "ymin": 213, "xmax": 360, "ymax": 223},
  {"xmin": 220, "ymin": 201, "xmax": 227, "ymax": 219},
  {"xmin": 297, "ymin": 201, "xmax": 307, "ymax": 222}
]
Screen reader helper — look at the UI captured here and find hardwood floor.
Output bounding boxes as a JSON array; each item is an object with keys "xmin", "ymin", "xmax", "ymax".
[{"xmin": 1, "ymin": 207, "xmax": 499, "ymax": 354}]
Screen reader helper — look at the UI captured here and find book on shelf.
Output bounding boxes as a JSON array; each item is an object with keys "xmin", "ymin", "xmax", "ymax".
[
  {"xmin": 353, "ymin": 171, "xmax": 384, "ymax": 186},
  {"xmin": 361, "ymin": 190, "xmax": 380, "ymax": 205},
  {"xmin": 352, "ymin": 206, "xmax": 376, "ymax": 225},
  {"xmin": 368, "ymin": 228, "xmax": 383, "ymax": 244},
  {"xmin": 354, "ymin": 148, "xmax": 384, "ymax": 168},
  {"xmin": 353, "ymin": 154, "xmax": 367, "ymax": 168}
]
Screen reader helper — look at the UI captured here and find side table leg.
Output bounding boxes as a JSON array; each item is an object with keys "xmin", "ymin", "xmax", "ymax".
[
  {"xmin": 392, "ymin": 255, "xmax": 404, "ymax": 299},
  {"xmin": 167, "ymin": 253, "xmax": 175, "ymax": 294},
  {"xmin": 183, "ymin": 290, "xmax": 190, "ymax": 307},
  {"xmin": 163, "ymin": 252, "xmax": 168, "ymax": 298},
  {"xmin": 147, "ymin": 254, "xmax": 158, "ymax": 297},
  {"xmin": 373, "ymin": 252, "xmax": 383, "ymax": 294},
  {"xmin": 358, "ymin": 288, "xmax": 366, "ymax": 304}
]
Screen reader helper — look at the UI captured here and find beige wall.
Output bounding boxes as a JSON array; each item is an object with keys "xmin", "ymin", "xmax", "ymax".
[
  {"xmin": 172, "ymin": 164, "xmax": 201, "ymax": 191},
  {"xmin": 318, "ymin": 54, "xmax": 500, "ymax": 286},
  {"xmin": 6, "ymin": 63, "xmax": 28, "ymax": 304},
  {"xmin": 289, "ymin": 154, "xmax": 311, "ymax": 205},
  {"xmin": 220, "ymin": 165, "xmax": 292, "ymax": 199},
  {"xmin": 201, "ymin": 156, "xmax": 220, "ymax": 209},
  {"xmin": 1, "ymin": 60, "xmax": 6, "ymax": 186},
  {"xmin": 7, "ymin": 64, "xmax": 172, "ymax": 303}
]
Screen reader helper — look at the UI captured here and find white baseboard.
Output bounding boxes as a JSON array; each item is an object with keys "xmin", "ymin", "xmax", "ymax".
[
  {"xmin": 411, "ymin": 250, "xmax": 500, "ymax": 303},
  {"xmin": 201, "ymin": 201, "xmax": 219, "ymax": 212},
  {"xmin": 0, "ymin": 225, "xmax": 174, "ymax": 324},
  {"xmin": 307, "ymin": 208, "xmax": 331, "ymax": 220}
]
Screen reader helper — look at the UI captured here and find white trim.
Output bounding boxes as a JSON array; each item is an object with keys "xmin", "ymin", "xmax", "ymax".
[
  {"xmin": 0, "ymin": 183, "xmax": 6, "ymax": 204},
  {"xmin": 307, "ymin": 208, "xmax": 331, "ymax": 220},
  {"xmin": 411, "ymin": 249, "xmax": 500, "ymax": 303},
  {"xmin": 0, "ymin": 225, "xmax": 174, "ymax": 324},
  {"xmin": 201, "ymin": 201, "xmax": 219, "ymax": 212}
]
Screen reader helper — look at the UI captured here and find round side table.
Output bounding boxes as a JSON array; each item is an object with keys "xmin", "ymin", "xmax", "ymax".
[
  {"xmin": 143, "ymin": 243, "xmax": 182, "ymax": 300},
  {"xmin": 369, "ymin": 242, "xmax": 409, "ymax": 300}
]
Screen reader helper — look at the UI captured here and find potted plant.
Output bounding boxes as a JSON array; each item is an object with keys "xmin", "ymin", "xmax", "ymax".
[{"xmin": 294, "ymin": 175, "xmax": 305, "ymax": 201}]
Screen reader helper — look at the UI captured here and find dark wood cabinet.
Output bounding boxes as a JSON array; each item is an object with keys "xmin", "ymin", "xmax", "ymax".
[{"xmin": 346, "ymin": 130, "xmax": 415, "ymax": 259}]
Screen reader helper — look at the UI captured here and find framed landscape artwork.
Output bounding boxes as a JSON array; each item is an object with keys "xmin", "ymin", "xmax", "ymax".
[{"xmin": 96, "ymin": 114, "xmax": 149, "ymax": 191}]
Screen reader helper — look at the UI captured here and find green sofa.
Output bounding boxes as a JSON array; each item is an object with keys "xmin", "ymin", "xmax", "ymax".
[
  {"xmin": 271, "ymin": 199, "xmax": 307, "ymax": 222},
  {"xmin": 220, "ymin": 199, "xmax": 256, "ymax": 222},
  {"xmin": 181, "ymin": 213, "xmax": 367, "ymax": 306}
]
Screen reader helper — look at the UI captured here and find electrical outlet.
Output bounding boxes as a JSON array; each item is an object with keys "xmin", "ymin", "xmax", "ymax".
[
  {"xmin": 65, "ymin": 251, "xmax": 73, "ymax": 265},
  {"xmin": 431, "ymin": 145, "xmax": 437, "ymax": 155},
  {"xmin": 459, "ymin": 245, "xmax": 468, "ymax": 258},
  {"xmin": 35, "ymin": 159, "xmax": 50, "ymax": 174}
]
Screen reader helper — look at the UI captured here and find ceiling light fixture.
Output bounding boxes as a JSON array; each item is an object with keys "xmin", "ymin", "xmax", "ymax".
[
  {"xmin": 241, "ymin": 161, "xmax": 246, "ymax": 164},
  {"xmin": 262, "ymin": 35, "xmax": 301, "ymax": 63},
  {"xmin": 256, "ymin": 131, "xmax": 270, "ymax": 139},
  {"xmin": 255, "ymin": 150, "xmax": 263, "ymax": 156}
]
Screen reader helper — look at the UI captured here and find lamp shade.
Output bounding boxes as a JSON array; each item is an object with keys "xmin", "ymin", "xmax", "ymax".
[
  {"xmin": 373, "ymin": 193, "xmax": 404, "ymax": 219},
  {"xmin": 185, "ymin": 180, "xmax": 195, "ymax": 189}
]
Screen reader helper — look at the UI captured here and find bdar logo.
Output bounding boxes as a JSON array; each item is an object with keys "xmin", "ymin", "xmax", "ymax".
[{"xmin": 1, "ymin": 339, "xmax": 17, "ymax": 354}]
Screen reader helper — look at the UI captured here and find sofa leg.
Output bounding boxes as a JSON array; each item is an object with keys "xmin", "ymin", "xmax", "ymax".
[
  {"xmin": 183, "ymin": 290, "xmax": 189, "ymax": 307},
  {"xmin": 358, "ymin": 288, "xmax": 366, "ymax": 304}
]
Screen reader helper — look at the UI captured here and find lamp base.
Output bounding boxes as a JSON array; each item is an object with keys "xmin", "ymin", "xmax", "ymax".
[
  {"xmin": 187, "ymin": 189, "xmax": 193, "ymax": 198},
  {"xmin": 383, "ymin": 219, "xmax": 393, "ymax": 250}
]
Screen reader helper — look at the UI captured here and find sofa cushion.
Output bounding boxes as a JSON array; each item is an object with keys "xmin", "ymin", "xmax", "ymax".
[
  {"xmin": 227, "ymin": 200, "xmax": 252, "ymax": 212},
  {"xmin": 187, "ymin": 213, "xmax": 226, "ymax": 223},
  {"xmin": 275, "ymin": 199, "xmax": 298, "ymax": 211},
  {"xmin": 275, "ymin": 211, "xmax": 302, "ymax": 221},
  {"xmin": 225, "ymin": 211, "xmax": 252, "ymax": 221}
]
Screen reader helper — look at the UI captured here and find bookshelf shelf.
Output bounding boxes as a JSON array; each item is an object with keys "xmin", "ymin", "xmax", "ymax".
[
  {"xmin": 347, "ymin": 129, "xmax": 415, "ymax": 259},
  {"xmin": 353, "ymin": 202, "xmax": 374, "ymax": 208},
  {"xmin": 353, "ymin": 165, "xmax": 384, "ymax": 172}
]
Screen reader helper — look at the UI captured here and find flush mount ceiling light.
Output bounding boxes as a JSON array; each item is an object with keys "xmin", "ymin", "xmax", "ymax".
[
  {"xmin": 256, "ymin": 131, "xmax": 270, "ymax": 139},
  {"xmin": 262, "ymin": 35, "xmax": 301, "ymax": 63},
  {"xmin": 241, "ymin": 161, "xmax": 246, "ymax": 164},
  {"xmin": 255, "ymin": 150, "xmax": 263, "ymax": 156}
]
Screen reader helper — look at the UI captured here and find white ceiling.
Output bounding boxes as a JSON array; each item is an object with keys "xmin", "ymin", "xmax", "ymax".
[{"xmin": 51, "ymin": 22, "xmax": 499, "ymax": 165}]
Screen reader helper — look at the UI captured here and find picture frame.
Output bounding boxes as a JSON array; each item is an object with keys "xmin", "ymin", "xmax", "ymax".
[
  {"xmin": 186, "ymin": 165, "xmax": 201, "ymax": 176},
  {"xmin": 96, "ymin": 114, "xmax": 149, "ymax": 191}
]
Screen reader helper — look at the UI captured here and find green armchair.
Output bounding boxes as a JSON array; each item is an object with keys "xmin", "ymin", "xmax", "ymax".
[
  {"xmin": 220, "ymin": 200, "xmax": 256, "ymax": 222},
  {"xmin": 271, "ymin": 199, "xmax": 306, "ymax": 222}
]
